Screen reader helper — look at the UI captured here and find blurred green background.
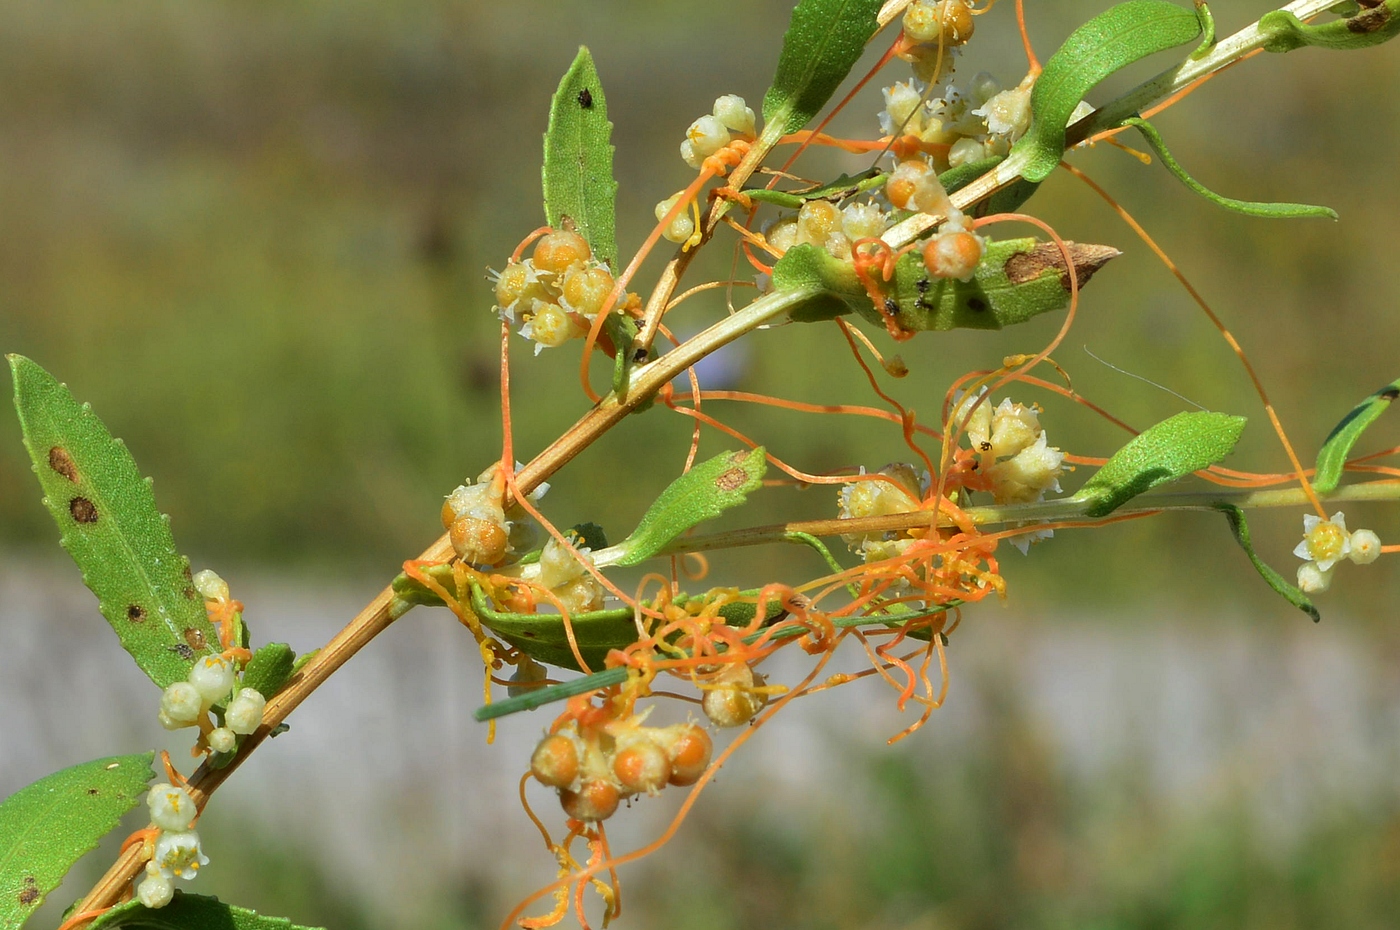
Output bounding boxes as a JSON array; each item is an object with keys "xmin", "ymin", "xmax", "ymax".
[{"xmin": 3, "ymin": 0, "xmax": 1400, "ymax": 927}]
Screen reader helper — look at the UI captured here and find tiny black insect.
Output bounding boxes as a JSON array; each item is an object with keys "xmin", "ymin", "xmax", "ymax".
[{"xmin": 577, "ymin": 88, "xmax": 593, "ymax": 109}]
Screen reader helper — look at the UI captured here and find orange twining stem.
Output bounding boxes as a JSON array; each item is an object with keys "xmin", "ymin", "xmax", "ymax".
[
  {"xmin": 55, "ymin": 909, "xmax": 112, "ymax": 930},
  {"xmin": 698, "ymin": 389, "xmax": 943, "ymax": 439},
  {"xmin": 772, "ymin": 32, "xmax": 908, "ymax": 181},
  {"xmin": 1059, "ymin": 161, "xmax": 1326, "ymax": 517},
  {"xmin": 835, "ymin": 317, "xmax": 938, "ymax": 476},
  {"xmin": 1016, "ymin": 0, "xmax": 1041, "ymax": 75}
]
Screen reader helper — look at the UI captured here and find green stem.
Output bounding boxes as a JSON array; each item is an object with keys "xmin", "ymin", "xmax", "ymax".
[{"xmin": 620, "ymin": 480, "xmax": 1400, "ymax": 560}]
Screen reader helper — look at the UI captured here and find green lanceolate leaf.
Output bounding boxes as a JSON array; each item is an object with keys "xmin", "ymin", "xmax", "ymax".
[
  {"xmin": 1215, "ymin": 503, "xmax": 1321, "ymax": 622},
  {"xmin": 609, "ymin": 448, "xmax": 767, "ymax": 566},
  {"xmin": 1013, "ymin": 0, "xmax": 1202, "ymax": 182},
  {"xmin": 470, "ymin": 584, "xmax": 638, "ymax": 672},
  {"xmin": 742, "ymin": 168, "xmax": 887, "ymax": 210},
  {"xmin": 89, "ymin": 893, "xmax": 324, "ymax": 930},
  {"xmin": 1261, "ymin": 0, "xmax": 1400, "ymax": 53},
  {"xmin": 761, "ymin": 0, "xmax": 883, "ymax": 136},
  {"xmin": 0, "ymin": 753, "xmax": 153, "ymax": 930},
  {"xmin": 8, "ymin": 356, "xmax": 221, "ymax": 689},
  {"xmin": 1075, "ymin": 411, "xmax": 1246, "ymax": 517},
  {"xmin": 1125, "ymin": 118, "xmax": 1337, "ymax": 219},
  {"xmin": 771, "ymin": 238, "xmax": 1120, "ymax": 331},
  {"xmin": 542, "ymin": 47, "xmax": 618, "ymax": 269},
  {"xmin": 1313, "ymin": 377, "xmax": 1400, "ymax": 494},
  {"xmin": 240, "ymin": 642, "xmax": 296, "ymax": 701}
]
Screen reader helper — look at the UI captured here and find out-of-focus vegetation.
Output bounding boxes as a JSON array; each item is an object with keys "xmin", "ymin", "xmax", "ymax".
[{"xmin": 4, "ymin": 1, "xmax": 1400, "ymax": 927}]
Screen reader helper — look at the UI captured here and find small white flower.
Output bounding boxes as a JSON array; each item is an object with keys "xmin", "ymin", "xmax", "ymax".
[
  {"xmin": 191, "ymin": 569, "xmax": 229, "ymax": 602},
  {"xmin": 538, "ymin": 535, "xmax": 591, "ymax": 590},
  {"xmin": 1297, "ymin": 561, "xmax": 1334, "ymax": 594},
  {"xmin": 207, "ymin": 727, "xmax": 236, "ymax": 754},
  {"xmin": 147, "ymin": 784, "xmax": 197, "ymax": 833},
  {"xmin": 685, "ymin": 115, "xmax": 730, "ymax": 160},
  {"xmin": 159, "ymin": 682, "xmax": 203, "ymax": 729},
  {"xmin": 136, "ymin": 871, "xmax": 174, "ymax": 909},
  {"xmin": 187, "ymin": 656, "xmax": 235, "ymax": 705},
  {"xmin": 1349, "ymin": 528, "xmax": 1382, "ymax": 565},
  {"xmin": 1293, "ymin": 511, "xmax": 1351, "ymax": 571},
  {"xmin": 712, "ymin": 94, "xmax": 755, "ymax": 135},
  {"xmin": 879, "ymin": 80, "xmax": 927, "ymax": 137},
  {"xmin": 224, "ymin": 688, "xmax": 266, "ymax": 735},
  {"xmin": 152, "ymin": 830, "xmax": 210, "ymax": 881}
]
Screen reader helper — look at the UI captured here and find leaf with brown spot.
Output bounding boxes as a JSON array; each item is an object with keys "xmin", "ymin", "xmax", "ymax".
[
  {"xmin": 7, "ymin": 355, "xmax": 219, "ymax": 689},
  {"xmin": 0, "ymin": 753, "xmax": 154, "ymax": 930},
  {"xmin": 605, "ymin": 448, "xmax": 768, "ymax": 566}
]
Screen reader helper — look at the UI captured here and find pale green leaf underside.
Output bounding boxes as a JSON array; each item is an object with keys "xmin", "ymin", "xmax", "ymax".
[
  {"xmin": 0, "ymin": 754, "xmax": 153, "ymax": 930},
  {"xmin": 8, "ymin": 355, "xmax": 220, "ymax": 689},
  {"xmin": 1261, "ymin": 0, "xmax": 1400, "ymax": 52},
  {"xmin": 1076, "ymin": 411, "xmax": 1246, "ymax": 517},
  {"xmin": 89, "ymin": 893, "xmax": 324, "ymax": 930},
  {"xmin": 1126, "ymin": 118, "xmax": 1336, "ymax": 219},
  {"xmin": 1313, "ymin": 377, "xmax": 1400, "ymax": 494},
  {"xmin": 761, "ymin": 0, "xmax": 883, "ymax": 135},
  {"xmin": 1014, "ymin": 0, "xmax": 1202, "ymax": 182},
  {"xmin": 542, "ymin": 47, "xmax": 618, "ymax": 269},
  {"xmin": 771, "ymin": 237, "xmax": 1118, "ymax": 332},
  {"xmin": 612, "ymin": 448, "xmax": 767, "ymax": 566},
  {"xmin": 1215, "ymin": 503, "xmax": 1321, "ymax": 622}
]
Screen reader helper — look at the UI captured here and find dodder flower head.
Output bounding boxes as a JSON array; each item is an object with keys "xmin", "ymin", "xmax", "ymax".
[
  {"xmin": 188, "ymin": 656, "xmax": 236, "ymax": 706},
  {"xmin": 1294, "ymin": 512, "xmax": 1351, "ymax": 572},
  {"xmin": 136, "ymin": 867, "xmax": 174, "ymax": 909},
  {"xmin": 159, "ymin": 682, "xmax": 203, "ymax": 730},
  {"xmin": 225, "ymin": 688, "xmax": 266, "ymax": 735},
  {"xmin": 147, "ymin": 784, "xmax": 198, "ymax": 832},
  {"xmin": 152, "ymin": 830, "xmax": 210, "ymax": 881}
]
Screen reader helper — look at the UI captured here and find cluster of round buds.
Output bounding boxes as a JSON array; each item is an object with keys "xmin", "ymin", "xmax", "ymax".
[
  {"xmin": 491, "ymin": 229, "xmax": 632, "ymax": 356},
  {"xmin": 956, "ymin": 393, "xmax": 1065, "ymax": 521},
  {"xmin": 885, "ymin": 157, "xmax": 953, "ymax": 215},
  {"xmin": 922, "ymin": 208, "xmax": 984, "ymax": 281},
  {"xmin": 764, "ymin": 200, "xmax": 891, "ymax": 263},
  {"xmin": 159, "ymin": 655, "xmax": 266, "ymax": 751},
  {"xmin": 655, "ymin": 192, "xmax": 697, "ymax": 245},
  {"xmin": 1294, "ymin": 511, "xmax": 1383, "ymax": 593},
  {"xmin": 700, "ymin": 662, "xmax": 769, "ymax": 728},
  {"xmin": 135, "ymin": 783, "xmax": 209, "ymax": 908},
  {"xmin": 680, "ymin": 94, "xmax": 756, "ymax": 170},
  {"xmin": 838, "ymin": 463, "xmax": 926, "ymax": 562},
  {"xmin": 530, "ymin": 720, "xmax": 713, "ymax": 822}
]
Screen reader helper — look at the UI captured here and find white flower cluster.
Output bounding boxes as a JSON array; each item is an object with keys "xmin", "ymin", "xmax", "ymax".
[
  {"xmin": 530, "ymin": 717, "xmax": 713, "ymax": 823},
  {"xmin": 766, "ymin": 199, "xmax": 892, "ymax": 262},
  {"xmin": 837, "ymin": 463, "xmax": 928, "ymax": 563},
  {"xmin": 899, "ymin": 0, "xmax": 975, "ymax": 81},
  {"xmin": 159, "ymin": 654, "xmax": 267, "ymax": 755},
  {"xmin": 877, "ymin": 71, "xmax": 1034, "ymax": 175},
  {"xmin": 679, "ymin": 94, "xmax": 756, "ymax": 170},
  {"xmin": 504, "ymin": 531, "xmax": 606, "ymax": 615},
  {"xmin": 491, "ymin": 229, "xmax": 632, "ymax": 356},
  {"xmin": 134, "ymin": 783, "xmax": 210, "ymax": 908},
  {"xmin": 1294, "ymin": 511, "xmax": 1383, "ymax": 593},
  {"xmin": 956, "ymin": 392, "xmax": 1066, "ymax": 552}
]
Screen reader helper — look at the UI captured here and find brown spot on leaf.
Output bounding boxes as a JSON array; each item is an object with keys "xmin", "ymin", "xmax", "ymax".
[
  {"xmin": 48, "ymin": 447, "xmax": 79, "ymax": 482},
  {"xmin": 967, "ymin": 297, "xmax": 988, "ymax": 312},
  {"xmin": 87, "ymin": 787, "xmax": 99, "ymax": 795},
  {"xmin": 577, "ymin": 87, "xmax": 593, "ymax": 108},
  {"xmin": 69, "ymin": 497, "xmax": 98, "ymax": 523},
  {"xmin": 1348, "ymin": 5, "xmax": 1390, "ymax": 32},
  {"xmin": 183, "ymin": 587, "xmax": 198, "ymax": 600},
  {"xmin": 715, "ymin": 467, "xmax": 749, "ymax": 492},
  {"xmin": 127, "ymin": 604, "xmax": 147, "ymax": 623},
  {"xmin": 184, "ymin": 628, "xmax": 208, "ymax": 651},
  {"xmin": 1005, "ymin": 241, "xmax": 1121, "ymax": 291},
  {"xmin": 18, "ymin": 878, "xmax": 38, "ymax": 906},
  {"xmin": 169, "ymin": 643, "xmax": 196, "ymax": 661},
  {"xmin": 1380, "ymin": 386, "xmax": 1400, "ymax": 401},
  {"xmin": 183, "ymin": 565, "xmax": 194, "ymax": 582}
]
